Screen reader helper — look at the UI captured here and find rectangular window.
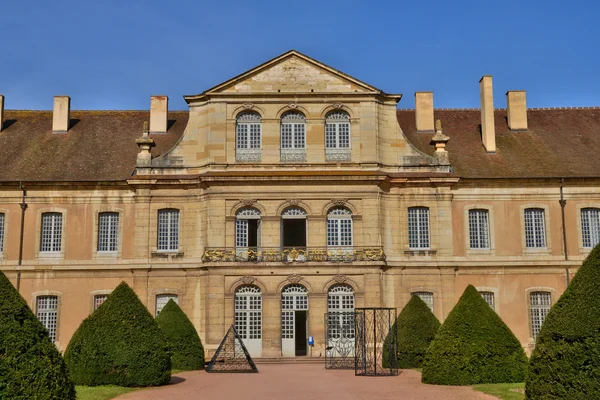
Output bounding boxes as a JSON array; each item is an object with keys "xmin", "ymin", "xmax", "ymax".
[
  {"xmin": 524, "ymin": 208, "xmax": 546, "ymax": 248},
  {"xmin": 37, "ymin": 296, "xmax": 58, "ymax": 343},
  {"xmin": 325, "ymin": 122, "xmax": 350, "ymax": 148},
  {"xmin": 40, "ymin": 212, "xmax": 62, "ymax": 252},
  {"xmin": 156, "ymin": 294, "xmax": 178, "ymax": 316},
  {"xmin": 98, "ymin": 212, "xmax": 119, "ymax": 252},
  {"xmin": 157, "ymin": 209, "xmax": 179, "ymax": 251},
  {"xmin": 469, "ymin": 209, "xmax": 490, "ymax": 249},
  {"xmin": 94, "ymin": 294, "xmax": 108, "ymax": 310},
  {"xmin": 281, "ymin": 123, "xmax": 305, "ymax": 149},
  {"xmin": 479, "ymin": 291, "xmax": 495, "ymax": 309},
  {"xmin": 530, "ymin": 291, "xmax": 551, "ymax": 341},
  {"xmin": 408, "ymin": 207, "xmax": 430, "ymax": 249},
  {"xmin": 326, "ymin": 218, "xmax": 353, "ymax": 247},
  {"xmin": 412, "ymin": 292, "xmax": 434, "ymax": 311},
  {"xmin": 0, "ymin": 213, "xmax": 4, "ymax": 253},
  {"xmin": 249, "ymin": 124, "xmax": 261, "ymax": 149},
  {"xmin": 236, "ymin": 124, "xmax": 248, "ymax": 149},
  {"xmin": 581, "ymin": 208, "xmax": 600, "ymax": 248}
]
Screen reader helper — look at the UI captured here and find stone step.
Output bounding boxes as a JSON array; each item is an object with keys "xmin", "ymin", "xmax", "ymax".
[{"xmin": 253, "ymin": 356, "xmax": 325, "ymax": 364}]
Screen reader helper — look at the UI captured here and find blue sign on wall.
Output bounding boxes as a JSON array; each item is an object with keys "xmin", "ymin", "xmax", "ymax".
[{"xmin": 308, "ymin": 336, "xmax": 314, "ymax": 346}]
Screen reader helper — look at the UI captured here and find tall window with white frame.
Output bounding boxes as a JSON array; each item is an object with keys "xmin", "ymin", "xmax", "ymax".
[
  {"xmin": 236, "ymin": 112, "xmax": 262, "ymax": 162},
  {"xmin": 408, "ymin": 207, "xmax": 430, "ymax": 250},
  {"xmin": 37, "ymin": 295, "xmax": 58, "ymax": 343},
  {"xmin": 469, "ymin": 209, "xmax": 490, "ymax": 249},
  {"xmin": 326, "ymin": 207, "xmax": 353, "ymax": 248},
  {"xmin": 40, "ymin": 212, "xmax": 62, "ymax": 253},
  {"xmin": 530, "ymin": 291, "xmax": 551, "ymax": 341},
  {"xmin": 98, "ymin": 212, "xmax": 119, "ymax": 253},
  {"xmin": 325, "ymin": 111, "xmax": 351, "ymax": 162},
  {"xmin": 524, "ymin": 208, "xmax": 546, "ymax": 248},
  {"xmin": 157, "ymin": 209, "xmax": 179, "ymax": 252},
  {"xmin": 327, "ymin": 284, "xmax": 355, "ymax": 340},
  {"xmin": 155, "ymin": 294, "xmax": 178, "ymax": 316},
  {"xmin": 0, "ymin": 212, "xmax": 4, "ymax": 253},
  {"xmin": 412, "ymin": 291, "xmax": 434, "ymax": 311},
  {"xmin": 236, "ymin": 208, "xmax": 261, "ymax": 260},
  {"xmin": 581, "ymin": 208, "xmax": 600, "ymax": 249},
  {"xmin": 479, "ymin": 291, "xmax": 495, "ymax": 310},
  {"xmin": 280, "ymin": 112, "xmax": 306, "ymax": 162},
  {"xmin": 235, "ymin": 285, "xmax": 262, "ymax": 357}
]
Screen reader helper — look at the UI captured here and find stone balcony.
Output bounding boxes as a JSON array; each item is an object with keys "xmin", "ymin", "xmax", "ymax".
[{"xmin": 202, "ymin": 246, "xmax": 385, "ymax": 263}]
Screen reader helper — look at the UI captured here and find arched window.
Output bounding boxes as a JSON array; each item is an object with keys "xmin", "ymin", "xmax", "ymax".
[
  {"xmin": 581, "ymin": 208, "xmax": 600, "ymax": 248},
  {"xmin": 325, "ymin": 111, "xmax": 351, "ymax": 161},
  {"xmin": 281, "ymin": 207, "xmax": 307, "ymax": 257},
  {"xmin": 327, "ymin": 284, "xmax": 355, "ymax": 360},
  {"xmin": 281, "ymin": 112, "xmax": 306, "ymax": 162},
  {"xmin": 236, "ymin": 112, "xmax": 262, "ymax": 162},
  {"xmin": 236, "ymin": 208, "xmax": 261, "ymax": 259},
  {"xmin": 327, "ymin": 207, "xmax": 353, "ymax": 247},
  {"xmin": 235, "ymin": 285, "xmax": 262, "ymax": 356},
  {"xmin": 281, "ymin": 284, "xmax": 308, "ymax": 356}
]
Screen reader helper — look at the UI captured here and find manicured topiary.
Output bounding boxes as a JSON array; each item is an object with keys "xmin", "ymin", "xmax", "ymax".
[
  {"xmin": 383, "ymin": 295, "xmax": 441, "ymax": 368},
  {"xmin": 64, "ymin": 282, "xmax": 171, "ymax": 387},
  {"xmin": 421, "ymin": 284, "xmax": 527, "ymax": 385},
  {"xmin": 526, "ymin": 244, "xmax": 600, "ymax": 399},
  {"xmin": 156, "ymin": 299, "xmax": 205, "ymax": 370},
  {"xmin": 0, "ymin": 270, "xmax": 76, "ymax": 399}
]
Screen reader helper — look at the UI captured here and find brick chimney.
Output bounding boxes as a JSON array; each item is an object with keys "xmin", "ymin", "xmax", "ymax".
[
  {"xmin": 415, "ymin": 92, "xmax": 435, "ymax": 132},
  {"xmin": 150, "ymin": 96, "xmax": 168, "ymax": 134},
  {"xmin": 0, "ymin": 95, "xmax": 4, "ymax": 132},
  {"xmin": 52, "ymin": 96, "xmax": 70, "ymax": 133},
  {"xmin": 479, "ymin": 76, "xmax": 496, "ymax": 153},
  {"xmin": 506, "ymin": 90, "xmax": 528, "ymax": 131}
]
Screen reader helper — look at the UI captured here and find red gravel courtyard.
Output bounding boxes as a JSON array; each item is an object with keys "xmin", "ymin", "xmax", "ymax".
[{"xmin": 115, "ymin": 364, "xmax": 497, "ymax": 400}]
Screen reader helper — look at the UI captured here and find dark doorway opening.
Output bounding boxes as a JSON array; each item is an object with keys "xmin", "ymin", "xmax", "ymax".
[
  {"xmin": 282, "ymin": 219, "xmax": 306, "ymax": 247},
  {"xmin": 248, "ymin": 220, "xmax": 259, "ymax": 248},
  {"xmin": 295, "ymin": 310, "xmax": 307, "ymax": 356}
]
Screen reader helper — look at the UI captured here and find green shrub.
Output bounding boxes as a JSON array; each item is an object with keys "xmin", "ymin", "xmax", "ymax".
[
  {"xmin": 383, "ymin": 295, "xmax": 441, "ymax": 368},
  {"xmin": 0, "ymin": 270, "xmax": 76, "ymax": 399},
  {"xmin": 421, "ymin": 284, "xmax": 527, "ymax": 385},
  {"xmin": 64, "ymin": 282, "xmax": 171, "ymax": 387},
  {"xmin": 526, "ymin": 244, "xmax": 600, "ymax": 399},
  {"xmin": 156, "ymin": 299, "xmax": 204, "ymax": 370}
]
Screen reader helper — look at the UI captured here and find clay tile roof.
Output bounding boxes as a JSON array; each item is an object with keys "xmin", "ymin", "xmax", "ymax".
[
  {"xmin": 0, "ymin": 110, "xmax": 187, "ymax": 182},
  {"xmin": 398, "ymin": 108, "xmax": 600, "ymax": 178}
]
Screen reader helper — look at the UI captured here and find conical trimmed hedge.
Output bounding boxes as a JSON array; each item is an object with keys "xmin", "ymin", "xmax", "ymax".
[
  {"xmin": 383, "ymin": 295, "xmax": 441, "ymax": 368},
  {"xmin": 526, "ymin": 244, "xmax": 600, "ymax": 399},
  {"xmin": 156, "ymin": 299, "xmax": 204, "ymax": 370},
  {"xmin": 421, "ymin": 284, "xmax": 527, "ymax": 385},
  {"xmin": 64, "ymin": 282, "xmax": 171, "ymax": 387},
  {"xmin": 0, "ymin": 270, "xmax": 76, "ymax": 399}
]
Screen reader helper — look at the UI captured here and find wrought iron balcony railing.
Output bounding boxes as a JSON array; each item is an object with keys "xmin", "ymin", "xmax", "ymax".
[{"xmin": 202, "ymin": 246, "xmax": 385, "ymax": 263}]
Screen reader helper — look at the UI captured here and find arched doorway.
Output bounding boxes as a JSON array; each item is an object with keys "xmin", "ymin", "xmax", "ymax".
[
  {"xmin": 281, "ymin": 284, "xmax": 308, "ymax": 357},
  {"xmin": 281, "ymin": 207, "xmax": 307, "ymax": 261},
  {"xmin": 235, "ymin": 285, "xmax": 262, "ymax": 357},
  {"xmin": 327, "ymin": 284, "xmax": 355, "ymax": 366}
]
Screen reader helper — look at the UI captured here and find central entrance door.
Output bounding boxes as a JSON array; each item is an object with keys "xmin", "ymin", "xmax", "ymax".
[{"xmin": 281, "ymin": 284, "xmax": 308, "ymax": 357}]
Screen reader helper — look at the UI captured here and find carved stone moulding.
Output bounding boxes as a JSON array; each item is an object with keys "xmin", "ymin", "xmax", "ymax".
[
  {"xmin": 286, "ymin": 273, "xmax": 303, "ymax": 284},
  {"xmin": 333, "ymin": 274, "xmax": 349, "ymax": 284},
  {"xmin": 240, "ymin": 275, "xmax": 256, "ymax": 285}
]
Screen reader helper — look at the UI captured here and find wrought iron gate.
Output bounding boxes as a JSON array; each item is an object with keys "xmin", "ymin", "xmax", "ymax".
[
  {"xmin": 355, "ymin": 308, "xmax": 398, "ymax": 376},
  {"xmin": 324, "ymin": 311, "xmax": 355, "ymax": 369}
]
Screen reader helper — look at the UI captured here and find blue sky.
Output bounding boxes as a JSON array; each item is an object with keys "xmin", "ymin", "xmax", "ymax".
[{"xmin": 1, "ymin": 0, "xmax": 598, "ymax": 110}]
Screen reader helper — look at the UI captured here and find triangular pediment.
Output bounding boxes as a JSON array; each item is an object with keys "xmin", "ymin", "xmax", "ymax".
[{"xmin": 186, "ymin": 50, "xmax": 383, "ymax": 101}]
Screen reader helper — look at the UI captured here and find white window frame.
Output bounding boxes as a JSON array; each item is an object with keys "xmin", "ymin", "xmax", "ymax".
[
  {"xmin": 468, "ymin": 209, "xmax": 490, "ymax": 249},
  {"xmin": 581, "ymin": 207, "xmax": 600, "ymax": 249},
  {"xmin": 235, "ymin": 285, "xmax": 262, "ymax": 340},
  {"xmin": 236, "ymin": 112, "xmax": 262, "ymax": 150},
  {"xmin": 280, "ymin": 112, "xmax": 306, "ymax": 150},
  {"xmin": 524, "ymin": 208, "xmax": 546, "ymax": 249},
  {"xmin": 155, "ymin": 294, "xmax": 178, "ymax": 316},
  {"xmin": 412, "ymin": 291, "xmax": 434, "ymax": 311},
  {"xmin": 479, "ymin": 291, "xmax": 495, "ymax": 310},
  {"xmin": 235, "ymin": 208, "xmax": 262, "ymax": 250},
  {"xmin": 327, "ymin": 284, "xmax": 355, "ymax": 340},
  {"xmin": 36, "ymin": 295, "xmax": 59, "ymax": 343},
  {"xmin": 157, "ymin": 209, "xmax": 179, "ymax": 252},
  {"xmin": 325, "ymin": 111, "xmax": 351, "ymax": 149},
  {"xmin": 97, "ymin": 212, "xmax": 119, "ymax": 253},
  {"xmin": 529, "ymin": 291, "xmax": 552, "ymax": 342},
  {"xmin": 408, "ymin": 207, "xmax": 430, "ymax": 250},
  {"xmin": 93, "ymin": 294, "xmax": 109, "ymax": 310},
  {"xmin": 326, "ymin": 207, "xmax": 353, "ymax": 247},
  {"xmin": 40, "ymin": 212, "xmax": 63, "ymax": 253}
]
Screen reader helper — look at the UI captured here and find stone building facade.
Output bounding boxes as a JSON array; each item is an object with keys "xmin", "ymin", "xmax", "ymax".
[{"xmin": 0, "ymin": 50, "xmax": 599, "ymax": 358}]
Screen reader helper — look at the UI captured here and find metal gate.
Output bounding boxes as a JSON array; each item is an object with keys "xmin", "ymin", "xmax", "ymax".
[
  {"xmin": 355, "ymin": 308, "xmax": 398, "ymax": 376},
  {"xmin": 324, "ymin": 311, "xmax": 355, "ymax": 369}
]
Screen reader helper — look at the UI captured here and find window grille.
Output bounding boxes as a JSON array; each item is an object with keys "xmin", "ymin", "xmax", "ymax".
[
  {"xmin": 469, "ymin": 209, "xmax": 490, "ymax": 249},
  {"xmin": 408, "ymin": 207, "xmax": 430, "ymax": 249},
  {"xmin": 325, "ymin": 111, "xmax": 350, "ymax": 149},
  {"xmin": 235, "ymin": 286, "xmax": 262, "ymax": 340},
  {"xmin": 98, "ymin": 212, "xmax": 119, "ymax": 252},
  {"xmin": 479, "ymin": 291, "xmax": 495, "ymax": 309},
  {"xmin": 281, "ymin": 207, "xmax": 307, "ymax": 218},
  {"xmin": 94, "ymin": 294, "xmax": 109, "ymax": 310},
  {"xmin": 157, "ymin": 209, "xmax": 179, "ymax": 251},
  {"xmin": 530, "ymin": 291, "xmax": 551, "ymax": 341},
  {"xmin": 0, "ymin": 213, "xmax": 4, "ymax": 253},
  {"xmin": 327, "ymin": 284, "xmax": 355, "ymax": 339},
  {"xmin": 412, "ymin": 291, "xmax": 434, "ymax": 311},
  {"xmin": 281, "ymin": 112, "xmax": 306, "ymax": 149},
  {"xmin": 236, "ymin": 112, "xmax": 261, "ymax": 149},
  {"xmin": 326, "ymin": 207, "xmax": 353, "ymax": 247},
  {"xmin": 156, "ymin": 294, "xmax": 178, "ymax": 316},
  {"xmin": 281, "ymin": 284, "xmax": 308, "ymax": 339},
  {"xmin": 37, "ymin": 296, "xmax": 58, "ymax": 343},
  {"xmin": 524, "ymin": 208, "xmax": 546, "ymax": 248},
  {"xmin": 581, "ymin": 208, "xmax": 600, "ymax": 248},
  {"xmin": 40, "ymin": 212, "xmax": 62, "ymax": 252}
]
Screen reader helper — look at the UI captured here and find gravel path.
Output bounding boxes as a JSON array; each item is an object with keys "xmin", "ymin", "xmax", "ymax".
[{"xmin": 116, "ymin": 365, "xmax": 497, "ymax": 400}]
